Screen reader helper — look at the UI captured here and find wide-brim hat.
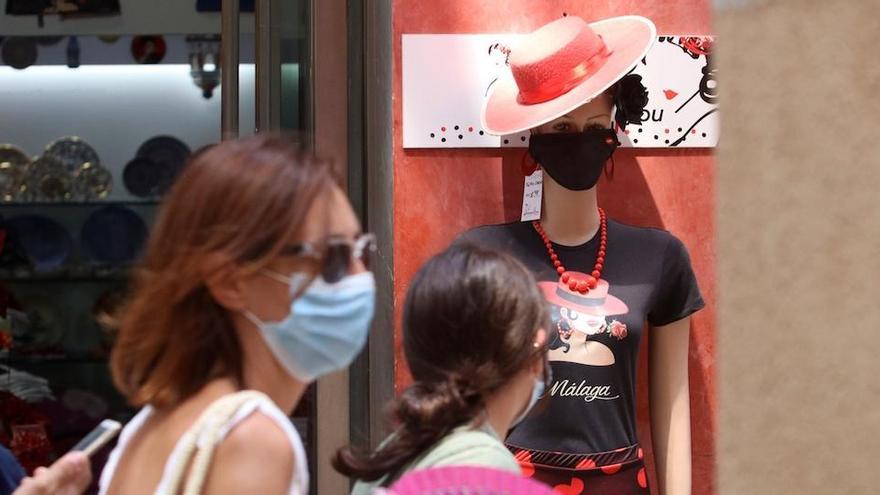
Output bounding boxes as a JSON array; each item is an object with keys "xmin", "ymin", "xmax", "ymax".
[
  {"xmin": 539, "ymin": 276, "xmax": 628, "ymax": 316},
  {"xmin": 481, "ymin": 15, "xmax": 656, "ymax": 135}
]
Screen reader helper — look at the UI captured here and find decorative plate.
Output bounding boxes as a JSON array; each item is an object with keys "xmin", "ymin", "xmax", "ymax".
[
  {"xmin": 136, "ymin": 136, "xmax": 191, "ymax": 194},
  {"xmin": 73, "ymin": 162, "xmax": 113, "ymax": 200},
  {"xmin": 131, "ymin": 36, "xmax": 167, "ymax": 64},
  {"xmin": 4, "ymin": 215, "xmax": 73, "ymax": 272},
  {"xmin": 0, "ymin": 144, "xmax": 29, "ymax": 166},
  {"xmin": 122, "ymin": 156, "xmax": 165, "ymax": 198},
  {"xmin": 80, "ymin": 206, "xmax": 148, "ymax": 265},
  {"xmin": 0, "ymin": 145, "xmax": 30, "ymax": 202},
  {"xmin": 1, "ymin": 37, "xmax": 37, "ymax": 70},
  {"xmin": 22, "ymin": 155, "xmax": 73, "ymax": 202},
  {"xmin": 44, "ymin": 136, "xmax": 101, "ymax": 173}
]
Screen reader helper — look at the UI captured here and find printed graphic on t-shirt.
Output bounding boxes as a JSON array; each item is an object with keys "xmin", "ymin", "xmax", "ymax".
[
  {"xmin": 541, "ymin": 274, "xmax": 628, "ymax": 403},
  {"xmin": 457, "ymin": 219, "xmax": 704, "ymax": 455}
]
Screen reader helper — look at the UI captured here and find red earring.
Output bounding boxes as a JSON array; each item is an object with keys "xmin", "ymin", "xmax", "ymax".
[{"xmin": 521, "ymin": 152, "xmax": 540, "ymax": 176}]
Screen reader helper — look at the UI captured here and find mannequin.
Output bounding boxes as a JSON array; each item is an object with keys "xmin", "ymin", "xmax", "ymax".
[{"xmin": 460, "ymin": 15, "xmax": 703, "ymax": 495}]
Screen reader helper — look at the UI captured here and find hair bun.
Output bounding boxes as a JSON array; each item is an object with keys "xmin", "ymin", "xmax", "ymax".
[{"xmin": 396, "ymin": 376, "xmax": 483, "ymax": 429}]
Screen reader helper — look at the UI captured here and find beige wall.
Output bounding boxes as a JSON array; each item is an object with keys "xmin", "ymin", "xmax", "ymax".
[{"xmin": 717, "ymin": 1, "xmax": 880, "ymax": 493}]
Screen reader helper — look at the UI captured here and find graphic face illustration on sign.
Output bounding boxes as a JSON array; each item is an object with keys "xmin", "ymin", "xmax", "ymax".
[
  {"xmin": 402, "ymin": 34, "xmax": 717, "ymax": 149},
  {"xmin": 623, "ymin": 36, "xmax": 717, "ymax": 147}
]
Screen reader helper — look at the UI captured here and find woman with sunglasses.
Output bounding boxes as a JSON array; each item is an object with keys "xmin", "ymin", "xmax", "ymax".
[
  {"xmin": 17, "ymin": 134, "xmax": 377, "ymax": 495},
  {"xmin": 335, "ymin": 243, "xmax": 550, "ymax": 493}
]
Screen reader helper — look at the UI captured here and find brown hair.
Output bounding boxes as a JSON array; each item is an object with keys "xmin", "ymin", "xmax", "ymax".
[
  {"xmin": 111, "ymin": 134, "xmax": 336, "ymax": 409},
  {"xmin": 334, "ymin": 243, "xmax": 548, "ymax": 481}
]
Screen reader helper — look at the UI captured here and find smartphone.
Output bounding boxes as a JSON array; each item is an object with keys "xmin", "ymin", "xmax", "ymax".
[{"xmin": 70, "ymin": 419, "xmax": 122, "ymax": 457}]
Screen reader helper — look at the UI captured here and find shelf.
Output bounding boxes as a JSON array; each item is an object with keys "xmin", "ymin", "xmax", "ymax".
[
  {"xmin": 0, "ymin": 199, "xmax": 161, "ymax": 207},
  {"xmin": 1, "ymin": 354, "xmax": 108, "ymax": 365},
  {"xmin": 0, "ymin": 267, "xmax": 132, "ymax": 283}
]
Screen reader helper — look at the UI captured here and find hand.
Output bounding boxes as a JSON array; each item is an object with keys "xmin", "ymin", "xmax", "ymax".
[{"xmin": 13, "ymin": 452, "xmax": 92, "ymax": 495}]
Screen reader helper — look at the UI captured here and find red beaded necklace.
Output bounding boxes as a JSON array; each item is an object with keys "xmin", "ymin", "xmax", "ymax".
[{"xmin": 532, "ymin": 207, "xmax": 607, "ymax": 295}]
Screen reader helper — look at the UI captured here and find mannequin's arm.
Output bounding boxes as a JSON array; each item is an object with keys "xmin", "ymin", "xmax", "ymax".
[{"xmin": 649, "ymin": 317, "xmax": 692, "ymax": 495}]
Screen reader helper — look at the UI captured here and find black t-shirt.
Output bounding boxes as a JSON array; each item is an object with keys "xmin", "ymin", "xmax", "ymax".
[{"xmin": 458, "ymin": 219, "xmax": 704, "ymax": 455}]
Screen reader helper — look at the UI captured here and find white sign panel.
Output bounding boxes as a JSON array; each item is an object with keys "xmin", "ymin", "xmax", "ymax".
[{"xmin": 402, "ymin": 34, "xmax": 717, "ymax": 149}]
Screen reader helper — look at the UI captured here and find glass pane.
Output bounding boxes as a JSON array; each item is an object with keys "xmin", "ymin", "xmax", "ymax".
[
  {"xmin": 276, "ymin": 1, "xmax": 315, "ymax": 492},
  {"xmin": 0, "ymin": 8, "xmax": 259, "ymax": 494},
  {"xmin": 279, "ymin": 0, "xmax": 310, "ymax": 132}
]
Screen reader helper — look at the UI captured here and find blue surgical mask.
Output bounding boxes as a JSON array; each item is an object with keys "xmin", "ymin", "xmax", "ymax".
[
  {"xmin": 511, "ymin": 364, "xmax": 552, "ymax": 428},
  {"xmin": 244, "ymin": 271, "xmax": 376, "ymax": 381}
]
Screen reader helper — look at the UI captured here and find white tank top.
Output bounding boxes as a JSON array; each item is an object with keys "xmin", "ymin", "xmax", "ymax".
[{"xmin": 98, "ymin": 395, "xmax": 309, "ymax": 495}]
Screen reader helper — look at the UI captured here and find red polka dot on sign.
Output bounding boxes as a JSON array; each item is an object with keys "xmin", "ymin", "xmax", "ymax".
[
  {"xmin": 468, "ymin": 126, "xmax": 474, "ymax": 132},
  {"xmin": 624, "ymin": 129, "xmax": 630, "ymax": 135},
  {"xmin": 576, "ymin": 457, "xmax": 597, "ymax": 469},
  {"xmin": 441, "ymin": 127, "xmax": 446, "ymax": 132},
  {"xmin": 664, "ymin": 128, "xmax": 670, "ymax": 134},
  {"xmin": 637, "ymin": 467, "xmax": 648, "ymax": 488},
  {"xmin": 601, "ymin": 463, "xmax": 622, "ymax": 475},
  {"xmin": 691, "ymin": 129, "xmax": 697, "ymax": 134},
  {"xmin": 638, "ymin": 448, "xmax": 644, "ymax": 460},
  {"xmin": 553, "ymin": 477, "xmax": 585, "ymax": 495}
]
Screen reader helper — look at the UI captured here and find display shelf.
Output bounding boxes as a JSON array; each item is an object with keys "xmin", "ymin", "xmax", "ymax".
[
  {"xmin": 0, "ymin": 354, "xmax": 108, "ymax": 365},
  {"xmin": 0, "ymin": 267, "xmax": 131, "ymax": 283},
  {"xmin": 0, "ymin": 199, "xmax": 161, "ymax": 207}
]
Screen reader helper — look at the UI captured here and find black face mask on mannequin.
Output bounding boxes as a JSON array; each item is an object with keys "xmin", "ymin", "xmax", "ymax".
[{"xmin": 528, "ymin": 129, "xmax": 620, "ymax": 191}]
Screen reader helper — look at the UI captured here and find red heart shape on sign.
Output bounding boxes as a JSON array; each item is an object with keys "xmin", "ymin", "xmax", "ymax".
[
  {"xmin": 664, "ymin": 89, "xmax": 679, "ymax": 100},
  {"xmin": 553, "ymin": 477, "xmax": 585, "ymax": 495}
]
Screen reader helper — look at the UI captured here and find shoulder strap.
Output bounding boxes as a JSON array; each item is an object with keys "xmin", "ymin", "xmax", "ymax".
[{"xmin": 159, "ymin": 390, "xmax": 270, "ymax": 495}]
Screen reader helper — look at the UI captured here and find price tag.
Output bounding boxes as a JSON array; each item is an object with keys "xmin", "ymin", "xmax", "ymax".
[{"xmin": 521, "ymin": 169, "xmax": 542, "ymax": 222}]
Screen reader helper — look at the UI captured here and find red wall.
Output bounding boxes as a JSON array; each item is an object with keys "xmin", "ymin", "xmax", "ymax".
[{"xmin": 391, "ymin": 1, "xmax": 715, "ymax": 493}]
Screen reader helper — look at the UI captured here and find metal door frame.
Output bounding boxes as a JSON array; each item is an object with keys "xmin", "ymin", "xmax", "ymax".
[{"xmin": 220, "ymin": 0, "xmax": 395, "ymax": 491}]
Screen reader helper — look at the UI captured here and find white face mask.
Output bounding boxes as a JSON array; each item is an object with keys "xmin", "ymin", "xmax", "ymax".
[
  {"xmin": 510, "ymin": 362, "xmax": 552, "ymax": 428},
  {"xmin": 244, "ymin": 271, "xmax": 376, "ymax": 382}
]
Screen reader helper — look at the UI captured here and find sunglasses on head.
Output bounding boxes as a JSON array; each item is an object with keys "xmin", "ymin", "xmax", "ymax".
[{"xmin": 281, "ymin": 233, "xmax": 376, "ymax": 283}]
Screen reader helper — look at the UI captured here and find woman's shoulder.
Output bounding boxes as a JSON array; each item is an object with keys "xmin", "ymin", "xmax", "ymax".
[
  {"xmin": 201, "ymin": 394, "xmax": 307, "ymax": 494},
  {"xmin": 415, "ymin": 427, "xmax": 519, "ymax": 473}
]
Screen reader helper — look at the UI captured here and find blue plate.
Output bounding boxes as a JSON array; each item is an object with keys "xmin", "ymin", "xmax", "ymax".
[
  {"xmin": 123, "ymin": 156, "xmax": 166, "ymax": 198},
  {"xmin": 4, "ymin": 215, "xmax": 73, "ymax": 272},
  {"xmin": 80, "ymin": 206, "xmax": 148, "ymax": 266},
  {"xmin": 136, "ymin": 136, "xmax": 191, "ymax": 195}
]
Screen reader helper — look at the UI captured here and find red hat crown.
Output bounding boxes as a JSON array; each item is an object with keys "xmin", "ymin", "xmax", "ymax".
[
  {"xmin": 555, "ymin": 272, "xmax": 611, "ymax": 306},
  {"xmin": 509, "ymin": 16, "xmax": 612, "ymax": 105}
]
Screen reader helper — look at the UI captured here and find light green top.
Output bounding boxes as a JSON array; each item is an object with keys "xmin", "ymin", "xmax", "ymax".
[{"xmin": 350, "ymin": 423, "xmax": 519, "ymax": 495}]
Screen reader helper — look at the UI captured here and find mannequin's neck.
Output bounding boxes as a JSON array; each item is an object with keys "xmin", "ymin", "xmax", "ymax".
[{"xmin": 540, "ymin": 177, "xmax": 601, "ymax": 246}]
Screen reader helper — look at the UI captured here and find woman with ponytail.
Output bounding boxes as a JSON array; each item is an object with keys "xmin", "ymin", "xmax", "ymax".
[{"xmin": 337, "ymin": 243, "xmax": 551, "ymax": 493}]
